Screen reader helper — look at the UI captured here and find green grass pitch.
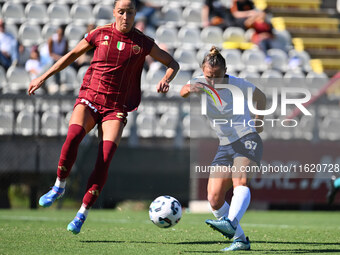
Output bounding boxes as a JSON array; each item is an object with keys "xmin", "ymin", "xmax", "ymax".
[{"xmin": 0, "ymin": 209, "xmax": 339, "ymax": 254}]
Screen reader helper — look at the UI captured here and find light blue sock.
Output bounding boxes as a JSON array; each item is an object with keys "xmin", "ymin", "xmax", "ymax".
[{"xmin": 334, "ymin": 178, "xmax": 340, "ymax": 189}]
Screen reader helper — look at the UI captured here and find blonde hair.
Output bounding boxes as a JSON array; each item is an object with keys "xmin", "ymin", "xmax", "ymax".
[{"xmin": 202, "ymin": 46, "xmax": 226, "ymax": 69}]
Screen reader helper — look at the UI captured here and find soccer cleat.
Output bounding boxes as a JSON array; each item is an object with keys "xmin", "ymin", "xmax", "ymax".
[
  {"xmin": 205, "ymin": 217, "xmax": 236, "ymax": 239},
  {"xmin": 39, "ymin": 186, "xmax": 65, "ymax": 207},
  {"xmin": 67, "ymin": 212, "xmax": 86, "ymax": 235},
  {"xmin": 327, "ymin": 175, "xmax": 339, "ymax": 205},
  {"xmin": 221, "ymin": 237, "xmax": 251, "ymax": 251}
]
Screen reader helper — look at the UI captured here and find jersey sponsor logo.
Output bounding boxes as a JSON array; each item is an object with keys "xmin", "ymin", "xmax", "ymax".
[
  {"xmin": 104, "ymin": 35, "xmax": 109, "ymax": 40},
  {"xmin": 117, "ymin": 41, "xmax": 125, "ymax": 51},
  {"xmin": 101, "ymin": 41, "xmax": 109, "ymax": 46},
  {"xmin": 132, "ymin": 45, "xmax": 141, "ymax": 54},
  {"xmin": 80, "ymin": 98, "xmax": 98, "ymax": 113}
]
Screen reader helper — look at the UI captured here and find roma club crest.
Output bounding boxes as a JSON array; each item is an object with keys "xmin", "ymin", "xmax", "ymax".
[{"xmin": 133, "ymin": 45, "xmax": 141, "ymax": 54}]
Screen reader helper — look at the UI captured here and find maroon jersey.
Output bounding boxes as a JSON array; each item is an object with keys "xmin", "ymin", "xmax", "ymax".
[{"xmin": 79, "ymin": 23, "xmax": 155, "ymax": 111}]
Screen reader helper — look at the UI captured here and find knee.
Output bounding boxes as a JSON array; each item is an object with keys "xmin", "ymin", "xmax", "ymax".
[
  {"xmin": 67, "ymin": 124, "xmax": 86, "ymax": 142},
  {"xmin": 207, "ymin": 192, "xmax": 224, "ymax": 210}
]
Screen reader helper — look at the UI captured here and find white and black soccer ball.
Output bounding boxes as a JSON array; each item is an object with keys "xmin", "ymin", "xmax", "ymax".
[{"xmin": 149, "ymin": 195, "xmax": 182, "ymax": 228}]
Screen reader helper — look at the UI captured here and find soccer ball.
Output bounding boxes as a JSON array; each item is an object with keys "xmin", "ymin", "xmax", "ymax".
[{"xmin": 149, "ymin": 195, "xmax": 182, "ymax": 228}]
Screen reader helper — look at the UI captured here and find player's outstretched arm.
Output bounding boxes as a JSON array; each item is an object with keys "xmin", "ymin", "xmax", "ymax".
[
  {"xmin": 28, "ymin": 39, "xmax": 93, "ymax": 96},
  {"xmin": 180, "ymin": 83, "xmax": 204, "ymax": 98},
  {"xmin": 253, "ymin": 87, "xmax": 266, "ymax": 133},
  {"xmin": 149, "ymin": 44, "xmax": 179, "ymax": 93}
]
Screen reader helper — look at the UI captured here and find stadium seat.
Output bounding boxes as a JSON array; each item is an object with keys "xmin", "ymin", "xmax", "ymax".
[
  {"xmin": 155, "ymin": 25, "xmax": 179, "ymax": 49},
  {"xmin": 182, "ymin": 6, "xmax": 201, "ymax": 26},
  {"xmin": 261, "ymin": 69, "xmax": 284, "ymax": 91},
  {"xmin": 0, "ymin": 65, "xmax": 7, "ymax": 92},
  {"xmin": 77, "ymin": 65, "xmax": 90, "ymax": 83},
  {"xmin": 25, "ymin": 2, "xmax": 48, "ymax": 24},
  {"xmin": 18, "ymin": 22, "xmax": 42, "ymax": 47},
  {"xmin": 283, "ymin": 71, "xmax": 306, "ymax": 87},
  {"xmin": 161, "ymin": 6, "xmax": 183, "ymax": 26},
  {"xmin": 182, "ymin": 115, "xmax": 213, "ymax": 138},
  {"xmin": 171, "ymin": 70, "xmax": 193, "ymax": 85},
  {"xmin": 223, "ymin": 27, "xmax": 245, "ymax": 42},
  {"xmin": 6, "ymin": 66, "xmax": 31, "ymax": 93},
  {"xmin": 41, "ymin": 111, "xmax": 60, "ymax": 136},
  {"xmin": 0, "ymin": 111, "xmax": 14, "ymax": 135},
  {"xmin": 267, "ymin": 49, "xmax": 288, "ymax": 73},
  {"xmin": 93, "ymin": 4, "xmax": 114, "ymax": 25},
  {"xmin": 146, "ymin": 68, "xmax": 166, "ymax": 85},
  {"xmin": 288, "ymin": 49, "xmax": 312, "ymax": 72},
  {"xmin": 47, "ymin": 3, "xmax": 71, "ymax": 25},
  {"xmin": 41, "ymin": 23, "xmax": 58, "ymax": 41},
  {"xmin": 59, "ymin": 66, "xmax": 79, "ymax": 95},
  {"xmin": 1, "ymin": 2, "xmax": 25, "ymax": 24},
  {"xmin": 121, "ymin": 112, "xmax": 135, "ymax": 138},
  {"xmin": 60, "ymin": 110, "xmax": 73, "ymax": 136},
  {"xmin": 221, "ymin": 49, "xmax": 244, "ymax": 72},
  {"xmin": 238, "ymin": 70, "xmax": 260, "ymax": 86},
  {"xmin": 177, "ymin": 25, "xmax": 202, "ymax": 49},
  {"xmin": 319, "ymin": 117, "xmax": 340, "ymax": 140},
  {"xmin": 157, "ymin": 112, "xmax": 180, "ymax": 138},
  {"xmin": 15, "ymin": 110, "xmax": 36, "ymax": 136},
  {"xmin": 201, "ymin": 26, "xmax": 223, "ymax": 49},
  {"xmin": 4, "ymin": 23, "xmax": 18, "ymax": 38},
  {"xmin": 70, "ymin": 4, "xmax": 94, "ymax": 25},
  {"xmin": 174, "ymin": 48, "xmax": 199, "ymax": 70},
  {"xmin": 64, "ymin": 23, "xmax": 87, "ymax": 48},
  {"xmin": 241, "ymin": 49, "xmax": 267, "ymax": 72},
  {"xmin": 136, "ymin": 112, "xmax": 157, "ymax": 138},
  {"xmin": 305, "ymin": 72, "xmax": 328, "ymax": 95},
  {"xmin": 196, "ymin": 49, "xmax": 209, "ymax": 66},
  {"xmin": 294, "ymin": 115, "xmax": 314, "ymax": 141}
]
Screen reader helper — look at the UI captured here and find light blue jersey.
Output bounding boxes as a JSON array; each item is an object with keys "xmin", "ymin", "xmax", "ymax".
[{"xmin": 191, "ymin": 75, "xmax": 257, "ymax": 145}]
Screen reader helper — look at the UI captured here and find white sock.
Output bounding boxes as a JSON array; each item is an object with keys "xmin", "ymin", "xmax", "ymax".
[
  {"xmin": 210, "ymin": 201, "xmax": 247, "ymax": 242},
  {"xmin": 228, "ymin": 186, "xmax": 251, "ymax": 228},
  {"xmin": 78, "ymin": 204, "xmax": 89, "ymax": 218},
  {"xmin": 54, "ymin": 178, "xmax": 66, "ymax": 189},
  {"xmin": 211, "ymin": 201, "xmax": 229, "ymax": 220}
]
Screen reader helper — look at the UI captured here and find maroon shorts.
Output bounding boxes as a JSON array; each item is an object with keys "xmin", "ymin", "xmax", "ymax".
[{"xmin": 74, "ymin": 97, "xmax": 128, "ymax": 125}]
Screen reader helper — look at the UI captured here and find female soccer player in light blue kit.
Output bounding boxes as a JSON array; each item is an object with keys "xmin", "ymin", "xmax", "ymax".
[{"xmin": 180, "ymin": 46, "xmax": 266, "ymax": 251}]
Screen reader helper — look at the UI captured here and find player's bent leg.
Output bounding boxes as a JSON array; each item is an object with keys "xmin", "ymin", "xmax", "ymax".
[
  {"xmin": 67, "ymin": 120, "xmax": 123, "ymax": 234},
  {"xmin": 221, "ymin": 237, "xmax": 251, "ymax": 251},
  {"xmin": 227, "ymin": 157, "xmax": 254, "ymax": 231},
  {"xmin": 40, "ymin": 105, "xmax": 96, "ymax": 208},
  {"xmin": 206, "ymin": 172, "xmax": 237, "ymax": 239}
]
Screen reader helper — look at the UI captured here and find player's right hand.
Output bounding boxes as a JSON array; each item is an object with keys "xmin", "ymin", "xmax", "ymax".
[
  {"xmin": 190, "ymin": 83, "xmax": 204, "ymax": 93},
  {"xmin": 28, "ymin": 77, "xmax": 44, "ymax": 96}
]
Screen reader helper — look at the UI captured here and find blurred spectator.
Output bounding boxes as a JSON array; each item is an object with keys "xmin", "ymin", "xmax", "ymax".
[
  {"xmin": 230, "ymin": 0, "xmax": 266, "ymax": 29},
  {"xmin": 230, "ymin": 0, "xmax": 283, "ymax": 54},
  {"xmin": 135, "ymin": 0, "xmax": 159, "ymax": 29},
  {"xmin": 25, "ymin": 46, "xmax": 43, "ymax": 80},
  {"xmin": 202, "ymin": 0, "xmax": 235, "ymax": 29},
  {"xmin": 75, "ymin": 24, "xmax": 95, "ymax": 68},
  {"xmin": 16, "ymin": 41, "xmax": 31, "ymax": 67},
  {"xmin": 0, "ymin": 19, "xmax": 18, "ymax": 69},
  {"xmin": 48, "ymin": 25, "xmax": 68, "ymax": 85}
]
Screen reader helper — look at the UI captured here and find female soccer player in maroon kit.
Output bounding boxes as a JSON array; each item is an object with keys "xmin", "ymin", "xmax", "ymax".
[{"xmin": 27, "ymin": 0, "xmax": 179, "ymax": 234}]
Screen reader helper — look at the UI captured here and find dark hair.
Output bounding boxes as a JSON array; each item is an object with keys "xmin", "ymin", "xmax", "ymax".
[
  {"xmin": 202, "ymin": 46, "xmax": 226, "ymax": 69},
  {"xmin": 113, "ymin": 0, "xmax": 136, "ymax": 9}
]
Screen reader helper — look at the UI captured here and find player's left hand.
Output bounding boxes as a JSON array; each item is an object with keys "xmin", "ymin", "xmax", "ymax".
[{"xmin": 157, "ymin": 79, "xmax": 170, "ymax": 93}]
